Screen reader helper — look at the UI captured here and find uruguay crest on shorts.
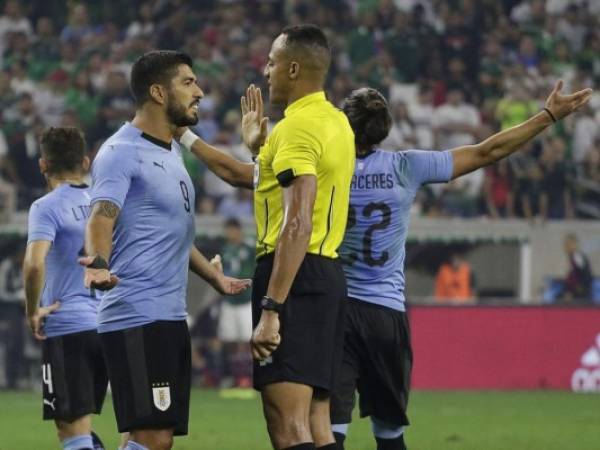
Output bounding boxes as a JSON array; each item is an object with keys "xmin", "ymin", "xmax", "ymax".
[{"xmin": 152, "ymin": 382, "xmax": 171, "ymax": 411}]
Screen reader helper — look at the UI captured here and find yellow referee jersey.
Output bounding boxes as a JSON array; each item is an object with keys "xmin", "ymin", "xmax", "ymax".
[{"xmin": 253, "ymin": 91, "xmax": 355, "ymax": 259}]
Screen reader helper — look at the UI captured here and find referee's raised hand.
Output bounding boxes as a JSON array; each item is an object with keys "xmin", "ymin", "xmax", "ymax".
[
  {"xmin": 241, "ymin": 84, "xmax": 269, "ymax": 155},
  {"xmin": 79, "ymin": 255, "xmax": 119, "ymax": 291},
  {"xmin": 251, "ymin": 310, "xmax": 281, "ymax": 361}
]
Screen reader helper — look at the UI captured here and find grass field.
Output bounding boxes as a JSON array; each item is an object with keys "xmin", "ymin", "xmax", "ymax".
[{"xmin": 0, "ymin": 389, "xmax": 598, "ymax": 450}]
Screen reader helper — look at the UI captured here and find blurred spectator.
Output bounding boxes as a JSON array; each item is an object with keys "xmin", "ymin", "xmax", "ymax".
[
  {"xmin": 381, "ymin": 101, "xmax": 417, "ymax": 150},
  {"xmin": 560, "ymin": 234, "xmax": 593, "ymax": 303},
  {"xmin": 64, "ymin": 69, "xmax": 100, "ymax": 128},
  {"xmin": 95, "ymin": 70, "xmax": 135, "ymax": 140},
  {"xmin": 29, "ymin": 17, "xmax": 61, "ymax": 81},
  {"xmin": 434, "ymin": 253, "xmax": 476, "ymax": 302},
  {"xmin": 495, "ymin": 83, "xmax": 539, "ymax": 130},
  {"xmin": 433, "ymin": 89, "xmax": 480, "ymax": 149},
  {"xmin": 484, "ymin": 160, "xmax": 514, "ymax": 218},
  {"xmin": 0, "ymin": 1, "xmax": 33, "ymax": 63},
  {"xmin": 217, "ymin": 189, "xmax": 253, "ymax": 219},
  {"xmin": 0, "ymin": 129, "xmax": 16, "ymax": 220},
  {"xmin": 571, "ymin": 104, "xmax": 598, "ymax": 164},
  {"xmin": 510, "ymin": 141, "xmax": 543, "ymax": 220},
  {"xmin": 0, "ymin": 242, "xmax": 26, "ymax": 389},
  {"xmin": 539, "ymin": 136, "xmax": 574, "ymax": 219},
  {"xmin": 217, "ymin": 218, "xmax": 254, "ymax": 388},
  {"xmin": 60, "ymin": 4, "xmax": 93, "ymax": 45},
  {"xmin": 126, "ymin": 2, "xmax": 156, "ymax": 39}
]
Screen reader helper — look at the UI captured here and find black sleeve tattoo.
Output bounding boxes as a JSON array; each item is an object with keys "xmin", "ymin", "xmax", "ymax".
[{"xmin": 93, "ymin": 200, "xmax": 120, "ymax": 219}]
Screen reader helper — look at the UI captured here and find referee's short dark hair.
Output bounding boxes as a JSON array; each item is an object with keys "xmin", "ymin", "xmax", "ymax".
[
  {"xmin": 40, "ymin": 127, "xmax": 86, "ymax": 175},
  {"xmin": 342, "ymin": 88, "xmax": 392, "ymax": 151},
  {"xmin": 130, "ymin": 50, "xmax": 194, "ymax": 106},
  {"xmin": 282, "ymin": 24, "xmax": 329, "ymax": 51},
  {"xmin": 281, "ymin": 24, "xmax": 331, "ymax": 74}
]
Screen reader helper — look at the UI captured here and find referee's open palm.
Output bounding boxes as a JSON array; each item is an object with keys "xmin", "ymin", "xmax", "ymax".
[{"xmin": 241, "ymin": 84, "xmax": 268, "ymax": 155}]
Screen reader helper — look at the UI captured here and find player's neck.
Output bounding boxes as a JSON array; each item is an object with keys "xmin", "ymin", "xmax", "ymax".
[
  {"xmin": 131, "ymin": 108, "xmax": 175, "ymax": 144},
  {"xmin": 47, "ymin": 173, "xmax": 86, "ymax": 190}
]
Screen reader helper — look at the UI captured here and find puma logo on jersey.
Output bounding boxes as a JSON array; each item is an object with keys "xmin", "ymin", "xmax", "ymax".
[
  {"xmin": 43, "ymin": 397, "xmax": 57, "ymax": 411},
  {"xmin": 153, "ymin": 161, "xmax": 166, "ymax": 171}
]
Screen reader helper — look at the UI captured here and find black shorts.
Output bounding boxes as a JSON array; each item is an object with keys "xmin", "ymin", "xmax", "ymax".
[
  {"xmin": 42, "ymin": 329, "xmax": 108, "ymax": 421},
  {"xmin": 100, "ymin": 320, "xmax": 191, "ymax": 435},
  {"xmin": 330, "ymin": 298, "xmax": 413, "ymax": 426},
  {"xmin": 252, "ymin": 253, "xmax": 347, "ymax": 392}
]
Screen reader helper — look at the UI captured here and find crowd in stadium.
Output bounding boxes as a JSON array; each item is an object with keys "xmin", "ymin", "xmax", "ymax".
[{"xmin": 0, "ymin": 0, "xmax": 598, "ymax": 220}]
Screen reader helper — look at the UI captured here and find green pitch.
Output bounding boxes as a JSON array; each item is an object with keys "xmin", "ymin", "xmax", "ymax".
[{"xmin": 0, "ymin": 390, "xmax": 598, "ymax": 450}]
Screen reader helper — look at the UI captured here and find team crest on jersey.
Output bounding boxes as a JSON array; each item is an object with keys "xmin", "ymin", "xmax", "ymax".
[{"xmin": 152, "ymin": 382, "xmax": 171, "ymax": 411}]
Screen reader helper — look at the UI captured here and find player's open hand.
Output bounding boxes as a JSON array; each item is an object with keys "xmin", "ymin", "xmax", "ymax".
[
  {"xmin": 78, "ymin": 256, "xmax": 119, "ymax": 291},
  {"xmin": 27, "ymin": 301, "xmax": 60, "ymax": 340},
  {"xmin": 209, "ymin": 254, "xmax": 252, "ymax": 295},
  {"xmin": 545, "ymin": 80, "xmax": 593, "ymax": 121},
  {"xmin": 241, "ymin": 84, "xmax": 268, "ymax": 155},
  {"xmin": 251, "ymin": 311, "xmax": 281, "ymax": 361}
]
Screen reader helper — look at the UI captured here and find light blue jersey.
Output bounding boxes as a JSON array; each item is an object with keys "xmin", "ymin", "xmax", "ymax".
[
  {"xmin": 27, "ymin": 184, "xmax": 98, "ymax": 337},
  {"xmin": 90, "ymin": 123, "xmax": 195, "ymax": 332},
  {"xmin": 339, "ymin": 149, "xmax": 453, "ymax": 311}
]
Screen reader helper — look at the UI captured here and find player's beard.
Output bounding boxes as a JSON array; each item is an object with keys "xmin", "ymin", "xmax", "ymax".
[{"xmin": 166, "ymin": 98, "xmax": 199, "ymax": 127}]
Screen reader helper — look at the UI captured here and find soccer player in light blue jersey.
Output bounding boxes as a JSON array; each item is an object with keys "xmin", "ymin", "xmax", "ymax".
[
  {"xmin": 80, "ymin": 51, "xmax": 251, "ymax": 450},
  {"xmin": 23, "ymin": 127, "xmax": 108, "ymax": 450},
  {"xmin": 330, "ymin": 83, "xmax": 592, "ymax": 450}
]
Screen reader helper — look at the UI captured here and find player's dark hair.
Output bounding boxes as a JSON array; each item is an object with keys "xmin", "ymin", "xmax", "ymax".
[
  {"xmin": 130, "ymin": 50, "xmax": 193, "ymax": 106},
  {"xmin": 224, "ymin": 217, "xmax": 242, "ymax": 229},
  {"xmin": 39, "ymin": 127, "xmax": 86, "ymax": 175},
  {"xmin": 342, "ymin": 88, "xmax": 392, "ymax": 152},
  {"xmin": 281, "ymin": 24, "xmax": 331, "ymax": 74}
]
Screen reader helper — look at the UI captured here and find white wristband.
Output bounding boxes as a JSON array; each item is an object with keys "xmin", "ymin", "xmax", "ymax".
[{"xmin": 179, "ymin": 129, "xmax": 199, "ymax": 151}]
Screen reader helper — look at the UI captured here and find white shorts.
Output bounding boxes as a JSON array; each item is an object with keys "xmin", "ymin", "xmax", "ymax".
[{"xmin": 218, "ymin": 301, "xmax": 252, "ymax": 342}]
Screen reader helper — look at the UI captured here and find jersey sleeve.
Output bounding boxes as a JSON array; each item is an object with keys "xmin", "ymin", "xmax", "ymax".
[
  {"xmin": 90, "ymin": 143, "xmax": 139, "ymax": 209},
  {"xmin": 271, "ymin": 119, "xmax": 322, "ymax": 187},
  {"xmin": 27, "ymin": 201, "xmax": 59, "ymax": 243},
  {"xmin": 400, "ymin": 149, "xmax": 454, "ymax": 188}
]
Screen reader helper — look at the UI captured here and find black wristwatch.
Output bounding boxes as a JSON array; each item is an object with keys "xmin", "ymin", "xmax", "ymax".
[
  {"xmin": 261, "ymin": 295, "xmax": 284, "ymax": 314},
  {"xmin": 87, "ymin": 255, "xmax": 109, "ymax": 270}
]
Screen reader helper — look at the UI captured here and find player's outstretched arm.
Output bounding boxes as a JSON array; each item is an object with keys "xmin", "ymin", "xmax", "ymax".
[
  {"xmin": 251, "ymin": 175, "xmax": 316, "ymax": 361},
  {"xmin": 450, "ymin": 80, "xmax": 593, "ymax": 179},
  {"xmin": 23, "ymin": 240, "xmax": 60, "ymax": 340},
  {"xmin": 189, "ymin": 246, "xmax": 251, "ymax": 295},
  {"xmin": 81, "ymin": 200, "xmax": 119, "ymax": 290},
  {"xmin": 176, "ymin": 128, "xmax": 254, "ymax": 189}
]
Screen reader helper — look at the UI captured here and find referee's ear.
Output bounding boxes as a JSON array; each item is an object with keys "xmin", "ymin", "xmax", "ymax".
[{"xmin": 289, "ymin": 61, "xmax": 299, "ymax": 80}]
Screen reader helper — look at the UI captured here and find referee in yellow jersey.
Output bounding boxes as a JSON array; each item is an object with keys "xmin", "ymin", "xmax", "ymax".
[{"xmin": 175, "ymin": 24, "xmax": 355, "ymax": 450}]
